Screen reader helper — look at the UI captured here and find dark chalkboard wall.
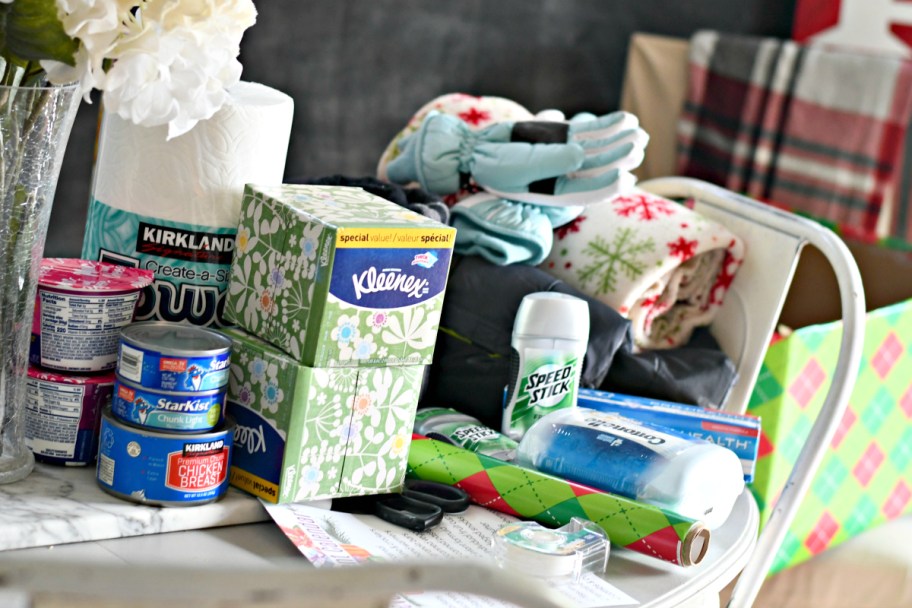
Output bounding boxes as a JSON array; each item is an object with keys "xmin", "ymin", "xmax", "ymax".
[{"xmin": 47, "ymin": 0, "xmax": 796, "ymax": 256}]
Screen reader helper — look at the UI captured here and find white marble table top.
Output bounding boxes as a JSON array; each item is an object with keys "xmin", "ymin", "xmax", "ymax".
[{"xmin": 0, "ymin": 463, "xmax": 268, "ymax": 551}]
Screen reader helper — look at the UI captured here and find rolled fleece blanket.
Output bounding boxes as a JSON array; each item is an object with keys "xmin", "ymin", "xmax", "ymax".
[{"xmin": 541, "ymin": 189, "xmax": 744, "ymax": 349}]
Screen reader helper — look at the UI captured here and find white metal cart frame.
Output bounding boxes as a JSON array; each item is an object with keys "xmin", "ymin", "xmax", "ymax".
[{"xmin": 640, "ymin": 177, "xmax": 866, "ymax": 608}]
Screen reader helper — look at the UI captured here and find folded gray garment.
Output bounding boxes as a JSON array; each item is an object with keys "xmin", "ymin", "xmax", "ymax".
[{"xmin": 422, "ymin": 255, "xmax": 737, "ymax": 428}]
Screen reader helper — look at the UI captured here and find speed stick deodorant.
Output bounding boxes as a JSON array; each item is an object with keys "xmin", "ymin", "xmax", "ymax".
[{"xmin": 502, "ymin": 292, "xmax": 589, "ymax": 441}]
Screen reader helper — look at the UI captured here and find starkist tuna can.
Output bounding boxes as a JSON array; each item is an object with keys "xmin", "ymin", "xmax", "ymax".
[
  {"xmin": 117, "ymin": 321, "xmax": 231, "ymax": 393},
  {"xmin": 25, "ymin": 367, "xmax": 116, "ymax": 466},
  {"xmin": 96, "ymin": 406, "xmax": 235, "ymax": 506},
  {"xmin": 111, "ymin": 376, "xmax": 226, "ymax": 433}
]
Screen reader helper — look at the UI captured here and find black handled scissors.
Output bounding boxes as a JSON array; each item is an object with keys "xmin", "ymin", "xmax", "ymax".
[{"xmin": 333, "ymin": 479, "xmax": 471, "ymax": 532}]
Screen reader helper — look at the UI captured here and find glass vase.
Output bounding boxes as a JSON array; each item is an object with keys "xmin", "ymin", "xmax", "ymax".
[{"xmin": 0, "ymin": 82, "xmax": 81, "ymax": 484}]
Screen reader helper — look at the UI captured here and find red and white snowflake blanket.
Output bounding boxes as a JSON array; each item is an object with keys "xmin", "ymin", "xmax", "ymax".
[{"xmin": 541, "ymin": 189, "xmax": 744, "ymax": 350}]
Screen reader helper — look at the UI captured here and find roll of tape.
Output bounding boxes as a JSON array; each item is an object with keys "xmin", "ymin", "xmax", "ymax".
[{"xmin": 493, "ymin": 518, "xmax": 609, "ymax": 582}]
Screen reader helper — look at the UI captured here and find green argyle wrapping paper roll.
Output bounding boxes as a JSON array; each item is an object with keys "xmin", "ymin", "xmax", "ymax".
[{"xmin": 406, "ymin": 435, "xmax": 711, "ymax": 566}]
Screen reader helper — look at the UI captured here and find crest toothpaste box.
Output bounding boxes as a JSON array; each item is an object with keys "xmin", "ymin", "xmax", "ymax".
[
  {"xmin": 576, "ymin": 388, "xmax": 762, "ymax": 482},
  {"xmin": 221, "ymin": 327, "xmax": 423, "ymax": 503},
  {"xmin": 225, "ymin": 184, "xmax": 456, "ymax": 367}
]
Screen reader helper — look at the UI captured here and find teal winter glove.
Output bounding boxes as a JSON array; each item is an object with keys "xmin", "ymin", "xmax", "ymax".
[
  {"xmin": 386, "ymin": 110, "xmax": 648, "ymax": 206},
  {"xmin": 450, "ymin": 193, "xmax": 584, "ymax": 265}
]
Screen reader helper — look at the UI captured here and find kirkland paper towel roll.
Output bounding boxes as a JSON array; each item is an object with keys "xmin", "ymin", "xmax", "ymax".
[{"xmin": 82, "ymin": 81, "xmax": 294, "ymax": 327}]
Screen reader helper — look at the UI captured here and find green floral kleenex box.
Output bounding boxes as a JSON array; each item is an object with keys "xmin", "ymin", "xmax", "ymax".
[
  {"xmin": 225, "ymin": 184, "xmax": 456, "ymax": 367},
  {"xmin": 222, "ymin": 327, "xmax": 423, "ymax": 503}
]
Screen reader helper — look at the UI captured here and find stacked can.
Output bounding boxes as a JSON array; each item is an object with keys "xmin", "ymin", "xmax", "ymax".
[
  {"xmin": 25, "ymin": 259, "xmax": 154, "ymax": 466},
  {"xmin": 96, "ymin": 321, "xmax": 236, "ymax": 506}
]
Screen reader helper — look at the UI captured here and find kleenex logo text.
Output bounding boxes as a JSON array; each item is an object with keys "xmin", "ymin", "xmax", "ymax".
[
  {"xmin": 234, "ymin": 423, "xmax": 266, "ymax": 454},
  {"xmin": 351, "ymin": 266, "xmax": 429, "ymax": 300}
]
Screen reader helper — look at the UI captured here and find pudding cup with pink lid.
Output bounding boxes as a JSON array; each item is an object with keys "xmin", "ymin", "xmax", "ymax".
[{"xmin": 30, "ymin": 259, "xmax": 154, "ymax": 373}]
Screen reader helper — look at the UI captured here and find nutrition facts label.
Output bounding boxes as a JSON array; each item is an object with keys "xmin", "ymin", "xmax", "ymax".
[
  {"xmin": 39, "ymin": 291, "xmax": 140, "ymax": 370},
  {"xmin": 25, "ymin": 378, "xmax": 86, "ymax": 459}
]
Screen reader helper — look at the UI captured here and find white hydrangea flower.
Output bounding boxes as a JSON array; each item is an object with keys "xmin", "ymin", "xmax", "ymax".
[
  {"xmin": 56, "ymin": 0, "xmax": 134, "ymax": 54},
  {"xmin": 41, "ymin": 1, "xmax": 136, "ymax": 98},
  {"xmin": 43, "ymin": 0, "xmax": 257, "ymax": 139},
  {"xmin": 42, "ymin": 44, "xmax": 106, "ymax": 97},
  {"xmin": 103, "ymin": 32, "xmax": 227, "ymax": 137},
  {"xmin": 142, "ymin": 0, "xmax": 257, "ymax": 35},
  {"xmin": 106, "ymin": 0, "xmax": 257, "ymax": 138}
]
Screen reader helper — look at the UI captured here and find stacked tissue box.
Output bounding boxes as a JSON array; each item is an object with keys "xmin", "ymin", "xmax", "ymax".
[{"xmin": 223, "ymin": 184, "xmax": 455, "ymax": 503}]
